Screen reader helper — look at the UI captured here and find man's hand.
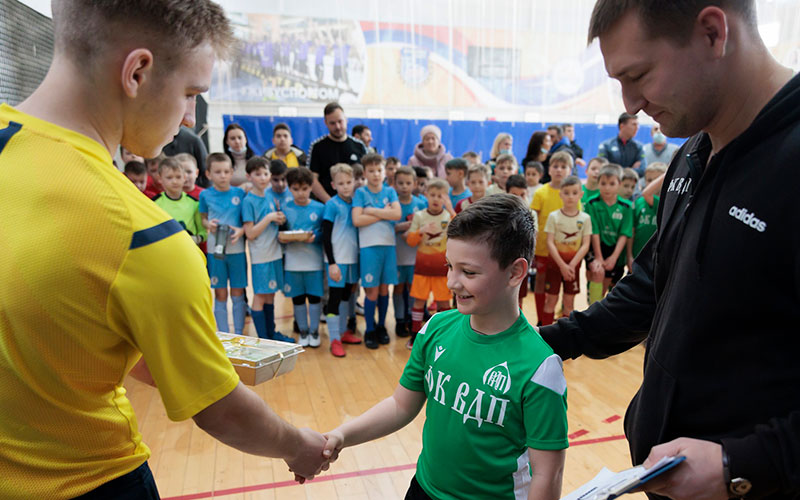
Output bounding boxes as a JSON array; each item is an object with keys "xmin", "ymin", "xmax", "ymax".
[
  {"xmin": 230, "ymin": 226, "xmax": 245, "ymax": 245},
  {"xmin": 329, "ymin": 263, "xmax": 342, "ymax": 283},
  {"xmin": 285, "ymin": 428, "xmax": 330, "ymax": 483},
  {"xmin": 642, "ymin": 438, "xmax": 728, "ymax": 500}
]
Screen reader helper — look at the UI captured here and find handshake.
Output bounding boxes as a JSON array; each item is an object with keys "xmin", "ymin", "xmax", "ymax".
[{"xmin": 285, "ymin": 427, "xmax": 346, "ymax": 484}]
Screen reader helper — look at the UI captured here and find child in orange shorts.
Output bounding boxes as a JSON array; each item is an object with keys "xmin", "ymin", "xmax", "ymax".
[{"xmin": 405, "ymin": 179, "xmax": 452, "ymax": 349}]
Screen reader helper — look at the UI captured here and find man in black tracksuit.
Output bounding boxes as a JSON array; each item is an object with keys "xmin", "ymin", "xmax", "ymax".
[{"xmin": 541, "ymin": 2, "xmax": 800, "ymax": 499}]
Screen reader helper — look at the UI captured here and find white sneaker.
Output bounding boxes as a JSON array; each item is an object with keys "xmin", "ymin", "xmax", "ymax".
[
  {"xmin": 299, "ymin": 331, "xmax": 310, "ymax": 347},
  {"xmin": 308, "ymin": 330, "xmax": 321, "ymax": 348}
]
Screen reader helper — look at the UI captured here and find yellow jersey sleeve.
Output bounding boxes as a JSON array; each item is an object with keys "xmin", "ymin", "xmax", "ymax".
[{"xmin": 107, "ymin": 227, "xmax": 239, "ymax": 421}]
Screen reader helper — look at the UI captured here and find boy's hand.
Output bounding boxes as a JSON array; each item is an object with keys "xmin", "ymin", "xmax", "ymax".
[
  {"xmin": 306, "ymin": 233, "xmax": 315, "ymax": 243},
  {"xmin": 395, "ymin": 221, "xmax": 411, "ymax": 232},
  {"xmin": 268, "ymin": 211, "xmax": 286, "ymax": 225},
  {"xmin": 208, "ymin": 218, "xmax": 219, "ymax": 233},
  {"xmin": 230, "ymin": 227, "xmax": 245, "ymax": 244},
  {"xmin": 363, "ymin": 206, "xmax": 376, "ymax": 216},
  {"xmin": 603, "ymin": 258, "xmax": 616, "ymax": 271},
  {"xmin": 322, "ymin": 429, "xmax": 345, "ymax": 464},
  {"xmin": 329, "ymin": 264, "xmax": 342, "ymax": 283},
  {"xmin": 559, "ymin": 264, "xmax": 575, "ymax": 281},
  {"xmin": 627, "ymin": 256, "xmax": 634, "ymax": 271},
  {"xmin": 590, "ymin": 259, "xmax": 604, "ymax": 273},
  {"xmin": 421, "ymin": 221, "xmax": 439, "ymax": 236}
]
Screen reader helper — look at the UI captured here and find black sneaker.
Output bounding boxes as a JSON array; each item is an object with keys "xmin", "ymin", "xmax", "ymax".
[
  {"xmin": 364, "ymin": 330, "xmax": 379, "ymax": 349},
  {"xmin": 377, "ymin": 325, "xmax": 390, "ymax": 345},
  {"xmin": 395, "ymin": 321, "xmax": 410, "ymax": 338}
]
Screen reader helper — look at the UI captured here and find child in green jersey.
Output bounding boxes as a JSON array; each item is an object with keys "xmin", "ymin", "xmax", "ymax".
[
  {"xmin": 152, "ymin": 157, "xmax": 206, "ymax": 246},
  {"xmin": 626, "ymin": 162, "xmax": 668, "ymax": 269},
  {"xmin": 585, "ymin": 164, "xmax": 634, "ymax": 303},
  {"xmin": 580, "ymin": 156, "xmax": 608, "ymax": 205},
  {"xmin": 320, "ymin": 194, "xmax": 568, "ymax": 500}
]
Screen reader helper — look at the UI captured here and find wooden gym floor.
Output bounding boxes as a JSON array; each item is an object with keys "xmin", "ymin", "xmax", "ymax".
[{"xmin": 126, "ymin": 276, "xmax": 646, "ymax": 500}]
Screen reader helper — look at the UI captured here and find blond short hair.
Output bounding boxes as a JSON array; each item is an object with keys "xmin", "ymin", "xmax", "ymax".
[
  {"xmin": 426, "ymin": 178, "xmax": 449, "ymax": 192},
  {"xmin": 330, "ymin": 163, "xmax": 354, "ymax": 179}
]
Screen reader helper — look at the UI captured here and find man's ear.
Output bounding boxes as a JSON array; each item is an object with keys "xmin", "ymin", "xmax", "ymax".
[
  {"xmin": 695, "ymin": 6, "xmax": 729, "ymax": 59},
  {"xmin": 507, "ymin": 257, "xmax": 529, "ymax": 287},
  {"xmin": 121, "ymin": 49, "xmax": 154, "ymax": 98}
]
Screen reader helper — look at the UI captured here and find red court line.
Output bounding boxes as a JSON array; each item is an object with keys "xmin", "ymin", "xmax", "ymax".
[
  {"xmin": 570, "ymin": 434, "xmax": 626, "ymax": 447},
  {"xmin": 162, "ymin": 435, "xmax": 628, "ymax": 500},
  {"xmin": 603, "ymin": 415, "xmax": 621, "ymax": 424},
  {"xmin": 568, "ymin": 429, "xmax": 589, "ymax": 439},
  {"xmin": 163, "ymin": 463, "xmax": 416, "ymax": 500}
]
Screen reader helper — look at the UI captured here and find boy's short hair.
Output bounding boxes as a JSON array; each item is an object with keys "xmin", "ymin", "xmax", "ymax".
[
  {"xmin": 599, "ymin": 164, "xmax": 624, "ymax": 181},
  {"xmin": 246, "ymin": 156, "xmax": 269, "ymax": 174},
  {"xmin": 273, "ymin": 123, "xmax": 291, "ymax": 136},
  {"xmin": 206, "ymin": 152, "xmax": 232, "ymax": 169},
  {"xmin": 269, "ymin": 159, "xmax": 288, "ymax": 176},
  {"xmin": 394, "ymin": 166, "xmax": 416, "ymax": 180},
  {"xmin": 622, "ymin": 168, "xmax": 639, "ymax": 183},
  {"xmin": 385, "ymin": 156, "xmax": 400, "ymax": 166},
  {"xmin": 426, "ymin": 178, "xmax": 449, "ymax": 193},
  {"xmin": 462, "ymin": 151, "xmax": 480, "ymax": 161},
  {"xmin": 52, "ymin": 0, "xmax": 235, "ymax": 65},
  {"xmin": 524, "ymin": 161, "xmax": 544, "ymax": 175},
  {"xmin": 286, "ymin": 166, "xmax": 314, "ymax": 187},
  {"xmin": 495, "ymin": 153, "xmax": 517, "ymax": 166},
  {"xmin": 158, "ymin": 156, "xmax": 183, "ymax": 175},
  {"xmin": 445, "ymin": 158, "xmax": 468, "ymax": 173},
  {"xmin": 467, "ymin": 163, "xmax": 490, "ymax": 182},
  {"xmin": 561, "ymin": 176, "xmax": 582, "ymax": 189},
  {"xmin": 505, "ymin": 174, "xmax": 527, "ymax": 192},
  {"xmin": 124, "ymin": 160, "xmax": 146, "ymax": 176},
  {"xmin": 330, "ymin": 163, "xmax": 354, "ymax": 179},
  {"xmin": 587, "ymin": 156, "xmax": 609, "ymax": 168},
  {"xmin": 412, "ymin": 166, "xmax": 430, "ymax": 179},
  {"xmin": 351, "ymin": 163, "xmax": 365, "ymax": 178},
  {"xmin": 448, "ymin": 194, "xmax": 536, "ymax": 269},
  {"xmin": 361, "ymin": 153, "xmax": 384, "ymax": 168},
  {"xmin": 549, "ymin": 151, "xmax": 575, "ymax": 169},
  {"xmin": 173, "ymin": 152, "xmax": 197, "ymax": 168},
  {"xmin": 646, "ymin": 162, "xmax": 668, "ymax": 175}
]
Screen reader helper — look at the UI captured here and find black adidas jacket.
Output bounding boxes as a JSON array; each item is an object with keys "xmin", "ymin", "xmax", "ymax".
[{"xmin": 540, "ymin": 73, "xmax": 800, "ymax": 499}]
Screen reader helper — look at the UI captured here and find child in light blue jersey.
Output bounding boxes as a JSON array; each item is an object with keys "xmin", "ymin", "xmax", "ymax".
[
  {"xmin": 393, "ymin": 166, "xmax": 427, "ymax": 338},
  {"xmin": 199, "ymin": 153, "xmax": 247, "ymax": 334},
  {"xmin": 352, "ymin": 153, "xmax": 401, "ymax": 349},
  {"xmin": 242, "ymin": 157, "xmax": 295, "ymax": 343},
  {"xmin": 279, "ymin": 167, "xmax": 325, "ymax": 347},
  {"xmin": 322, "ymin": 164, "xmax": 364, "ymax": 357},
  {"xmin": 445, "ymin": 158, "xmax": 472, "ymax": 210},
  {"xmin": 268, "ymin": 159, "xmax": 293, "ymax": 209}
]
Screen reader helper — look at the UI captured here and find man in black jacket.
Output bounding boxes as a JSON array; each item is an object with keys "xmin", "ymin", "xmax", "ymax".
[{"xmin": 540, "ymin": 2, "xmax": 799, "ymax": 499}]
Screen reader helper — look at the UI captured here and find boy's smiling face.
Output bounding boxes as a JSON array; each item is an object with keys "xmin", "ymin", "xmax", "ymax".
[{"xmin": 446, "ymin": 238, "xmax": 517, "ymax": 317}]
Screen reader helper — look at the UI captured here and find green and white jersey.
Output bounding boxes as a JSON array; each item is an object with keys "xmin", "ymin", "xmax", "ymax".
[
  {"xmin": 399, "ymin": 309, "xmax": 568, "ymax": 500},
  {"xmin": 632, "ymin": 196, "xmax": 659, "ymax": 258},
  {"xmin": 586, "ymin": 196, "xmax": 634, "ymax": 249}
]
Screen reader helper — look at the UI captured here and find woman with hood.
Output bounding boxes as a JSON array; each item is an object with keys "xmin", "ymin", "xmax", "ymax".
[{"xmin": 408, "ymin": 124, "xmax": 453, "ymax": 178}]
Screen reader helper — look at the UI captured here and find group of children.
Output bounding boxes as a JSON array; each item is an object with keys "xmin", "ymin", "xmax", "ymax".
[{"xmin": 121, "ymin": 139, "xmax": 667, "ymax": 357}]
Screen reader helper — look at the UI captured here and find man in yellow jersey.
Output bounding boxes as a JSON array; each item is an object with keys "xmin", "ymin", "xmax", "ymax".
[{"xmin": 0, "ymin": 2, "xmax": 329, "ymax": 499}]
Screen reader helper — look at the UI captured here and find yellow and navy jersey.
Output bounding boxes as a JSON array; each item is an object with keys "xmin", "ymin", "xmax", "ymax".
[{"xmin": 0, "ymin": 104, "xmax": 239, "ymax": 499}]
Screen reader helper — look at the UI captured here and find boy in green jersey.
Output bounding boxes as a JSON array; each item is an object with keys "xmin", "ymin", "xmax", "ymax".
[
  {"xmin": 320, "ymin": 194, "xmax": 568, "ymax": 500},
  {"xmin": 152, "ymin": 157, "xmax": 206, "ymax": 246},
  {"xmin": 580, "ymin": 156, "xmax": 608, "ymax": 205},
  {"xmin": 585, "ymin": 164, "xmax": 633, "ymax": 303},
  {"xmin": 626, "ymin": 162, "xmax": 668, "ymax": 268}
]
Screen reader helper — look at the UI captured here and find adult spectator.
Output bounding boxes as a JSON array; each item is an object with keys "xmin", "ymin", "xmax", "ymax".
[
  {"xmin": 598, "ymin": 112, "xmax": 646, "ymax": 174},
  {"xmin": 488, "ymin": 132, "xmax": 514, "ymax": 164},
  {"xmin": 562, "ymin": 123, "xmax": 586, "ymax": 167},
  {"xmin": 163, "ymin": 125, "xmax": 209, "ymax": 187},
  {"xmin": 308, "ymin": 102, "xmax": 367, "ymax": 202},
  {"xmin": 0, "ymin": 1, "xmax": 330, "ymax": 498},
  {"xmin": 351, "ymin": 124, "xmax": 376, "ymax": 153},
  {"xmin": 521, "ymin": 131, "xmax": 553, "ymax": 183},
  {"xmin": 541, "ymin": 1, "xmax": 799, "ymax": 499},
  {"xmin": 408, "ymin": 124, "xmax": 453, "ymax": 178},
  {"xmin": 546, "ymin": 125, "xmax": 576, "ymax": 160},
  {"xmin": 222, "ymin": 122, "xmax": 255, "ymax": 188},
  {"xmin": 263, "ymin": 122, "xmax": 307, "ymax": 167},
  {"xmin": 643, "ymin": 123, "xmax": 680, "ymax": 167}
]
